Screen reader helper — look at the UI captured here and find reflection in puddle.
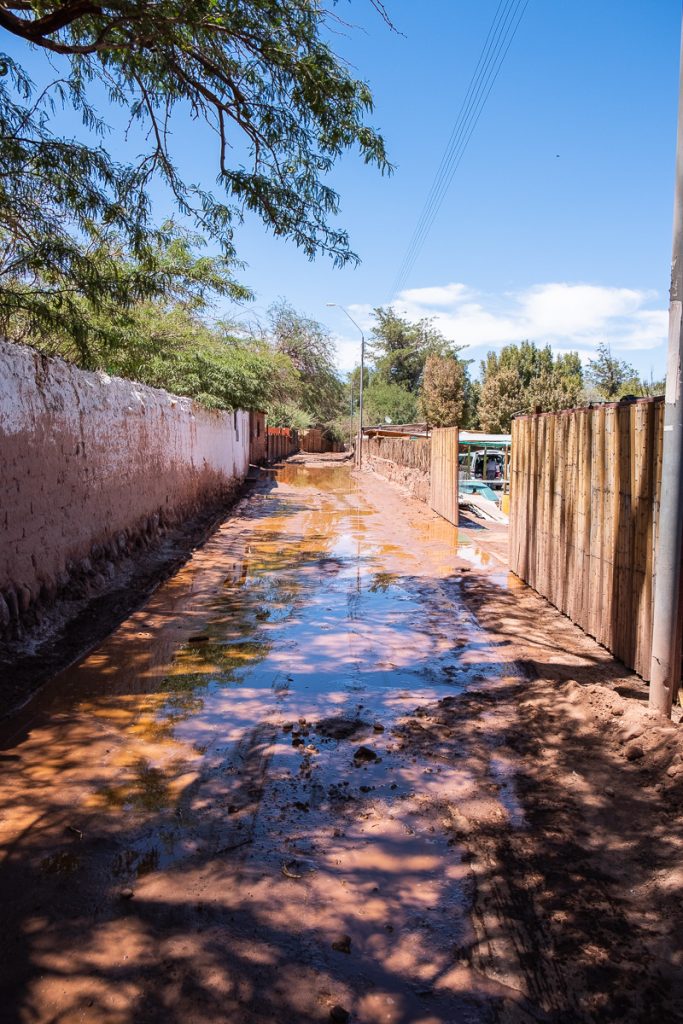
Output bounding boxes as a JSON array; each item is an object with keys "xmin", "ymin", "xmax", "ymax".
[{"xmin": 456, "ymin": 540, "xmax": 492, "ymax": 570}]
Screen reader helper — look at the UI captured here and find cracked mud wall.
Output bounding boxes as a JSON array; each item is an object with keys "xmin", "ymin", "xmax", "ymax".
[{"xmin": 0, "ymin": 340, "xmax": 249, "ymax": 632}]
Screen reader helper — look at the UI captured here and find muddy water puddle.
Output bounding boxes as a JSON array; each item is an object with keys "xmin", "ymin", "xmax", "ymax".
[{"xmin": 0, "ymin": 464, "xmax": 522, "ymax": 1023}]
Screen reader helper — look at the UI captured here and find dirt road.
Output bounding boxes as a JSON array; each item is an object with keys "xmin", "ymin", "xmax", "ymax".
[{"xmin": 1, "ymin": 463, "xmax": 682, "ymax": 1023}]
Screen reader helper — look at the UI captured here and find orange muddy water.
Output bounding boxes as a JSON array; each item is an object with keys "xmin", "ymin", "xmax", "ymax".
[{"xmin": 0, "ymin": 464, "xmax": 523, "ymax": 1024}]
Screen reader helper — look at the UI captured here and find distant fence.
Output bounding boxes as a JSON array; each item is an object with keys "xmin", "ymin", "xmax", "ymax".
[
  {"xmin": 510, "ymin": 399, "xmax": 663, "ymax": 679},
  {"xmin": 299, "ymin": 428, "xmax": 344, "ymax": 454},
  {"xmin": 300, "ymin": 428, "xmax": 325, "ymax": 453},
  {"xmin": 266, "ymin": 427, "xmax": 299, "ymax": 462},
  {"xmin": 362, "ymin": 435, "xmax": 431, "ymax": 502}
]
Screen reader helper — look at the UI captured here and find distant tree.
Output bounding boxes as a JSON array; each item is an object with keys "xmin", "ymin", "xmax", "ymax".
[
  {"xmin": 478, "ymin": 367, "xmax": 527, "ymax": 433},
  {"xmin": 420, "ymin": 354, "xmax": 467, "ymax": 426},
  {"xmin": 527, "ymin": 352, "xmax": 583, "ymax": 412},
  {"xmin": 463, "ymin": 377, "xmax": 482, "ymax": 429},
  {"xmin": 482, "ymin": 341, "xmax": 554, "ymax": 390},
  {"xmin": 478, "ymin": 341, "xmax": 583, "ymax": 429},
  {"xmin": 369, "ymin": 307, "xmax": 462, "ymax": 393},
  {"xmin": 267, "ymin": 402, "xmax": 312, "ymax": 430},
  {"xmin": 586, "ymin": 343, "xmax": 638, "ymax": 399},
  {"xmin": 640, "ymin": 376, "xmax": 666, "ymax": 397},
  {"xmin": 362, "ymin": 379, "xmax": 418, "ymax": 425},
  {"xmin": 269, "ymin": 301, "xmax": 344, "ymax": 423}
]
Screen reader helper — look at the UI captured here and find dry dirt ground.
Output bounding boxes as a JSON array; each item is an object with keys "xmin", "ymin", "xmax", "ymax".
[{"xmin": 0, "ymin": 460, "xmax": 682, "ymax": 1024}]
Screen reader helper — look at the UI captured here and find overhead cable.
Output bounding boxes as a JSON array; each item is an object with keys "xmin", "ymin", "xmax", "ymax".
[{"xmin": 389, "ymin": 0, "xmax": 530, "ymax": 300}]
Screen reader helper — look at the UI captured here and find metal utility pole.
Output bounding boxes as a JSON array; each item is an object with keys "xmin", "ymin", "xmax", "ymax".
[
  {"xmin": 326, "ymin": 304, "xmax": 366, "ymax": 468},
  {"xmin": 349, "ymin": 370, "xmax": 355, "ymax": 448},
  {"xmin": 649, "ymin": 17, "xmax": 683, "ymax": 717}
]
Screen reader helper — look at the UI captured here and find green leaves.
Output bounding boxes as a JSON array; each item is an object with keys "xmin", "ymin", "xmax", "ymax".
[
  {"xmin": 478, "ymin": 341, "xmax": 584, "ymax": 432},
  {"xmin": 0, "ymin": 0, "xmax": 390, "ymax": 285},
  {"xmin": 369, "ymin": 306, "xmax": 464, "ymax": 394},
  {"xmin": 0, "ymin": 222, "xmax": 249, "ymax": 365},
  {"xmin": 269, "ymin": 299, "xmax": 344, "ymax": 422}
]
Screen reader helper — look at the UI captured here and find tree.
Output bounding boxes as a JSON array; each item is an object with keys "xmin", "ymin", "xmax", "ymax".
[
  {"xmin": 586, "ymin": 343, "xmax": 638, "ymax": 399},
  {"xmin": 478, "ymin": 341, "xmax": 583, "ymax": 430},
  {"xmin": 138, "ymin": 331, "xmax": 297, "ymax": 412},
  {"xmin": 363, "ymin": 379, "xmax": 418, "ymax": 425},
  {"xmin": 0, "ymin": 1, "xmax": 391, "ymax": 340},
  {"xmin": 420, "ymin": 354, "xmax": 466, "ymax": 426},
  {"xmin": 478, "ymin": 367, "xmax": 527, "ymax": 433},
  {"xmin": 526, "ymin": 368, "xmax": 582, "ymax": 413},
  {"xmin": 463, "ymin": 377, "xmax": 482, "ymax": 429},
  {"xmin": 369, "ymin": 307, "xmax": 460, "ymax": 393},
  {"xmin": 1, "ymin": 222, "xmax": 250, "ymax": 365},
  {"xmin": 268, "ymin": 300, "xmax": 344, "ymax": 423}
]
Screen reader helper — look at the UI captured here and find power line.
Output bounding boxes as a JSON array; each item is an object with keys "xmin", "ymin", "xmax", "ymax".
[
  {"xmin": 395, "ymin": 0, "xmax": 525, "ymax": 291},
  {"xmin": 391, "ymin": 0, "xmax": 529, "ymax": 298},
  {"xmin": 390, "ymin": 0, "xmax": 516, "ymax": 295},
  {"xmin": 389, "ymin": 0, "xmax": 531, "ymax": 300}
]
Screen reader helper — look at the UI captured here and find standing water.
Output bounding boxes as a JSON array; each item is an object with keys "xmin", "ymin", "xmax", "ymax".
[{"xmin": 0, "ymin": 464, "xmax": 520, "ymax": 1024}]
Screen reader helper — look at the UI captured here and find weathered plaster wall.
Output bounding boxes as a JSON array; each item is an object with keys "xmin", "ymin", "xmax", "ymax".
[
  {"xmin": 361, "ymin": 436, "xmax": 431, "ymax": 503},
  {"xmin": 0, "ymin": 340, "xmax": 249, "ymax": 632}
]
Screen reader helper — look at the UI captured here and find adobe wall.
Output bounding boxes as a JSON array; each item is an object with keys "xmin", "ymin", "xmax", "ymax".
[
  {"xmin": 249, "ymin": 411, "xmax": 267, "ymax": 464},
  {"xmin": 0, "ymin": 340, "xmax": 249, "ymax": 634}
]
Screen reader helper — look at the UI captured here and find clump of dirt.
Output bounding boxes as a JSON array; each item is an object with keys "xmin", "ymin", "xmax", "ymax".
[
  {"xmin": 352, "ymin": 745, "xmax": 378, "ymax": 763},
  {"xmin": 316, "ymin": 716, "xmax": 367, "ymax": 740}
]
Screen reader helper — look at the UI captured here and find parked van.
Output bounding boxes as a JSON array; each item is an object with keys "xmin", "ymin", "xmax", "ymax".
[{"xmin": 459, "ymin": 449, "xmax": 505, "ymax": 488}]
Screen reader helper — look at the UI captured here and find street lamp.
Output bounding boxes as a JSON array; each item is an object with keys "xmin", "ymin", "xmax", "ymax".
[{"xmin": 326, "ymin": 303, "xmax": 365, "ymax": 468}]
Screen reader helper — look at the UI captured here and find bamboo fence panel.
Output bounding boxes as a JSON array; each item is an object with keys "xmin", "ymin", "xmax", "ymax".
[
  {"xmin": 362, "ymin": 436, "xmax": 432, "ymax": 473},
  {"xmin": 429, "ymin": 426, "xmax": 459, "ymax": 527},
  {"xmin": 510, "ymin": 399, "xmax": 663, "ymax": 679}
]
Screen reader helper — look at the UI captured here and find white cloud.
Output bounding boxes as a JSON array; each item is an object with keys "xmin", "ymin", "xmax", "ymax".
[
  {"xmin": 399, "ymin": 283, "xmax": 472, "ymax": 307},
  {"xmin": 330, "ymin": 282, "xmax": 668, "ymax": 375},
  {"xmin": 332, "ymin": 332, "xmax": 364, "ymax": 372},
  {"xmin": 390, "ymin": 281, "xmax": 667, "ymax": 361}
]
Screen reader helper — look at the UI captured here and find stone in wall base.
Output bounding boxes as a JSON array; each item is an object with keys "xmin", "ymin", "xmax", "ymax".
[{"xmin": 361, "ymin": 457, "xmax": 430, "ymax": 504}]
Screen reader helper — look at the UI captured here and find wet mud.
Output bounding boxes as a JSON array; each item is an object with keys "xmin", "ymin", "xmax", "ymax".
[{"xmin": 0, "ymin": 464, "xmax": 681, "ymax": 1023}]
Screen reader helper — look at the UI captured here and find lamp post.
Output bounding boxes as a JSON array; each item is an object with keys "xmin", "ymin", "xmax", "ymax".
[
  {"xmin": 349, "ymin": 369, "xmax": 355, "ymax": 448},
  {"xmin": 326, "ymin": 303, "xmax": 365, "ymax": 468}
]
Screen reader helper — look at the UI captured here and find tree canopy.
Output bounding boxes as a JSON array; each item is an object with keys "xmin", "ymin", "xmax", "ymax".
[
  {"xmin": 420, "ymin": 354, "xmax": 466, "ymax": 427},
  {"xmin": 478, "ymin": 342, "xmax": 584, "ymax": 432},
  {"xmin": 586, "ymin": 343, "xmax": 642, "ymax": 400},
  {"xmin": 363, "ymin": 379, "xmax": 418, "ymax": 426},
  {"xmin": 369, "ymin": 306, "xmax": 460, "ymax": 393},
  {"xmin": 0, "ymin": 0, "xmax": 391, "ymax": 344},
  {"xmin": 268, "ymin": 299, "xmax": 344, "ymax": 423}
]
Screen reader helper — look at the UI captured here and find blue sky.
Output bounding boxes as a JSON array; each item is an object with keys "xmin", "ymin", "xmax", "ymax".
[{"xmin": 6, "ymin": 1, "xmax": 682, "ymax": 379}]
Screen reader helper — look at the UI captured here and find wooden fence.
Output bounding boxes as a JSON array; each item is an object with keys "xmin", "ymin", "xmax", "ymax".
[
  {"xmin": 299, "ymin": 428, "xmax": 344, "ymax": 454},
  {"xmin": 362, "ymin": 435, "xmax": 431, "ymax": 473},
  {"xmin": 429, "ymin": 427, "xmax": 459, "ymax": 526},
  {"xmin": 510, "ymin": 399, "xmax": 663, "ymax": 679},
  {"xmin": 361, "ymin": 435, "xmax": 432, "ymax": 502},
  {"xmin": 299, "ymin": 428, "xmax": 325, "ymax": 453}
]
